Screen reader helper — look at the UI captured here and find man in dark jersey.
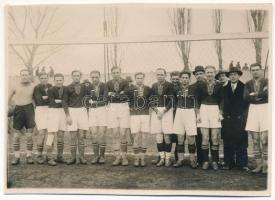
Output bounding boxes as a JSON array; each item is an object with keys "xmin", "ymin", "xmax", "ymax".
[
  {"xmin": 196, "ymin": 66, "xmax": 223, "ymax": 170},
  {"xmin": 106, "ymin": 66, "xmax": 131, "ymax": 166},
  {"xmin": 150, "ymin": 68, "xmax": 175, "ymax": 167},
  {"xmin": 33, "ymin": 72, "xmax": 52, "ymax": 164},
  {"xmin": 125, "ymin": 72, "xmax": 152, "ymax": 167},
  {"xmin": 87, "ymin": 70, "xmax": 108, "ymax": 164},
  {"xmin": 63, "ymin": 70, "xmax": 89, "ymax": 165},
  {"xmin": 45, "ymin": 73, "xmax": 67, "ymax": 166}
]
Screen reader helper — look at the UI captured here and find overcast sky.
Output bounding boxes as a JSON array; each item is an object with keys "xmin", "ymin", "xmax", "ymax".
[{"xmin": 7, "ymin": 5, "xmax": 270, "ymax": 76}]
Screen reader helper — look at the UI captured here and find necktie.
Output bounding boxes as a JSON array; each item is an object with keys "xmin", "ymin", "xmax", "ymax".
[
  {"xmin": 58, "ymin": 87, "xmax": 63, "ymax": 99},
  {"xmin": 208, "ymin": 83, "xmax": 214, "ymax": 95},
  {"xmin": 114, "ymin": 81, "xmax": 119, "ymax": 93},
  {"xmin": 138, "ymin": 86, "xmax": 143, "ymax": 96},
  {"xmin": 74, "ymin": 84, "xmax": 81, "ymax": 95},
  {"xmin": 95, "ymin": 85, "xmax": 99, "ymax": 97},
  {"xmin": 254, "ymin": 80, "xmax": 260, "ymax": 93},
  {"xmin": 158, "ymin": 83, "xmax": 163, "ymax": 95}
]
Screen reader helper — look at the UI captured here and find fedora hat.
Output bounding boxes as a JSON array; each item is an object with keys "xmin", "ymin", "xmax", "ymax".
[
  {"xmin": 193, "ymin": 65, "xmax": 205, "ymax": 75},
  {"xmin": 215, "ymin": 70, "xmax": 228, "ymax": 80},
  {"xmin": 226, "ymin": 66, "xmax": 243, "ymax": 77}
]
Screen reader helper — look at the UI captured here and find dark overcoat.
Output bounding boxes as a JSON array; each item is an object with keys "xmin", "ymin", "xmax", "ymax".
[{"xmin": 221, "ymin": 81, "xmax": 248, "ymax": 147}]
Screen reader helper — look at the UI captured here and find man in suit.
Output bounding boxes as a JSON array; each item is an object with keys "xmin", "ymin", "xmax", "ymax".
[
  {"xmin": 244, "ymin": 63, "xmax": 268, "ymax": 174},
  {"xmin": 221, "ymin": 67, "xmax": 249, "ymax": 171}
]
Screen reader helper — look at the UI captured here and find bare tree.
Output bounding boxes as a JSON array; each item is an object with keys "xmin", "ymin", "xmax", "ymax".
[
  {"xmin": 8, "ymin": 6, "xmax": 65, "ymax": 77},
  {"xmin": 247, "ymin": 10, "xmax": 267, "ymax": 64},
  {"xmin": 169, "ymin": 8, "xmax": 192, "ymax": 70},
  {"xmin": 213, "ymin": 9, "xmax": 223, "ymax": 70}
]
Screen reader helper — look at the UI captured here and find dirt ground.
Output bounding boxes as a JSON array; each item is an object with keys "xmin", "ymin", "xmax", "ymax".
[{"xmin": 7, "ymin": 154, "xmax": 267, "ymax": 191}]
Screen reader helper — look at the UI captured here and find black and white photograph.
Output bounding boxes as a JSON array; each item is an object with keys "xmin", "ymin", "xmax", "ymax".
[{"xmin": 5, "ymin": 2, "xmax": 272, "ymax": 196}]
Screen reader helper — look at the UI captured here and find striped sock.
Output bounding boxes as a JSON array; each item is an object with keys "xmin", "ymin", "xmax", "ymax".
[{"xmin": 201, "ymin": 144, "xmax": 209, "ymax": 162}]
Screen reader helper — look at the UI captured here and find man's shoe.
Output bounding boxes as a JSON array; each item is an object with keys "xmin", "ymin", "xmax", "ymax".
[
  {"xmin": 112, "ymin": 156, "xmax": 121, "ymax": 166},
  {"xmin": 98, "ymin": 156, "xmax": 105, "ymax": 164},
  {"xmin": 151, "ymin": 156, "xmax": 160, "ymax": 165},
  {"xmin": 79, "ymin": 157, "xmax": 87, "ymax": 165},
  {"xmin": 140, "ymin": 158, "xmax": 146, "ymax": 167},
  {"xmin": 156, "ymin": 158, "xmax": 165, "ymax": 167},
  {"xmin": 121, "ymin": 157, "xmax": 129, "ymax": 166},
  {"xmin": 36, "ymin": 155, "xmax": 45, "ymax": 164},
  {"xmin": 212, "ymin": 161, "xmax": 219, "ymax": 171},
  {"xmin": 66, "ymin": 158, "xmax": 76, "ymax": 165},
  {"xmin": 173, "ymin": 160, "xmax": 183, "ymax": 168},
  {"xmin": 221, "ymin": 165, "xmax": 231, "ymax": 170},
  {"xmin": 202, "ymin": 162, "xmax": 209, "ymax": 170},
  {"xmin": 11, "ymin": 157, "xmax": 20, "ymax": 165},
  {"xmin": 91, "ymin": 156, "xmax": 100, "ymax": 164},
  {"xmin": 134, "ymin": 158, "xmax": 139, "ymax": 167},
  {"xmin": 55, "ymin": 156, "xmax": 66, "ymax": 164},
  {"xmin": 26, "ymin": 156, "xmax": 34, "ymax": 164},
  {"xmin": 48, "ymin": 159, "xmax": 57, "ymax": 166},
  {"xmin": 190, "ymin": 159, "xmax": 197, "ymax": 169}
]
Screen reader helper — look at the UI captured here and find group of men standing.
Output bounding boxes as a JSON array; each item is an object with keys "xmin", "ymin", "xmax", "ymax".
[{"xmin": 8, "ymin": 63, "xmax": 268, "ymax": 174}]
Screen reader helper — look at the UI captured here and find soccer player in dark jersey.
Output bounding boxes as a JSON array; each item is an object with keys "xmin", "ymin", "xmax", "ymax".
[
  {"xmin": 196, "ymin": 66, "xmax": 223, "ymax": 170},
  {"xmin": 45, "ymin": 73, "xmax": 67, "ymax": 166},
  {"xmin": 126, "ymin": 72, "xmax": 152, "ymax": 167},
  {"xmin": 63, "ymin": 70, "xmax": 89, "ymax": 165},
  {"xmin": 150, "ymin": 68, "xmax": 175, "ymax": 167},
  {"xmin": 33, "ymin": 72, "xmax": 52, "ymax": 164},
  {"xmin": 106, "ymin": 66, "xmax": 131, "ymax": 166},
  {"xmin": 87, "ymin": 70, "xmax": 108, "ymax": 164},
  {"xmin": 173, "ymin": 70, "xmax": 199, "ymax": 168},
  {"xmin": 244, "ymin": 63, "xmax": 268, "ymax": 174}
]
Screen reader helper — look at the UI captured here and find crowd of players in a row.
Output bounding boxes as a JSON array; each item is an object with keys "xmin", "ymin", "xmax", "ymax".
[{"xmin": 8, "ymin": 63, "xmax": 268, "ymax": 174}]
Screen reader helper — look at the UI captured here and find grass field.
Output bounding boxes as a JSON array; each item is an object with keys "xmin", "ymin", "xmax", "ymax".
[{"xmin": 7, "ymin": 154, "xmax": 267, "ymax": 191}]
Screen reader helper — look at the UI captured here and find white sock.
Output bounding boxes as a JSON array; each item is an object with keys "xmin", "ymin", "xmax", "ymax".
[
  {"xmin": 166, "ymin": 152, "xmax": 171, "ymax": 159},
  {"xmin": 159, "ymin": 151, "xmax": 165, "ymax": 159},
  {"xmin": 26, "ymin": 150, "xmax": 32, "ymax": 157},
  {"xmin": 14, "ymin": 151, "xmax": 20, "ymax": 158}
]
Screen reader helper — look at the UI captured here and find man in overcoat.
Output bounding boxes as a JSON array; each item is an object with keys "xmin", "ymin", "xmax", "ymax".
[{"xmin": 221, "ymin": 66, "xmax": 249, "ymax": 171}]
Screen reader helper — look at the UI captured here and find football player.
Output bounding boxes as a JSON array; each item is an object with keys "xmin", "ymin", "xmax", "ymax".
[{"xmin": 106, "ymin": 66, "xmax": 131, "ymax": 166}]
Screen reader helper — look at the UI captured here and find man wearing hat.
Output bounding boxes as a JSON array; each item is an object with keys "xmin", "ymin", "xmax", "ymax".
[
  {"xmin": 215, "ymin": 70, "xmax": 228, "ymax": 86},
  {"xmin": 191, "ymin": 65, "xmax": 206, "ymax": 167},
  {"xmin": 221, "ymin": 66, "xmax": 249, "ymax": 171}
]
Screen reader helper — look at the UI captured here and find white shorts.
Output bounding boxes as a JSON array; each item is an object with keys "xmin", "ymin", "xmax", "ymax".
[
  {"xmin": 173, "ymin": 108, "xmax": 197, "ymax": 136},
  {"xmin": 47, "ymin": 108, "xmax": 67, "ymax": 132},
  {"xmin": 89, "ymin": 106, "xmax": 107, "ymax": 127},
  {"xmin": 35, "ymin": 106, "xmax": 48, "ymax": 130},
  {"xmin": 246, "ymin": 103, "xmax": 268, "ymax": 132},
  {"xmin": 130, "ymin": 115, "xmax": 150, "ymax": 134},
  {"xmin": 197, "ymin": 104, "xmax": 221, "ymax": 128},
  {"xmin": 68, "ymin": 107, "xmax": 89, "ymax": 131},
  {"xmin": 150, "ymin": 107, "xmax": 173, "ymax": 134},
  {"xmin": 107, "ymin": 103, "xmax": 130, "ymax": 129}
]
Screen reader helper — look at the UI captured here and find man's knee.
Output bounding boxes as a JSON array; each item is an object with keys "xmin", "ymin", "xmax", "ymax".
[
  {"xmin": 156, "ymin": 133, "xmax": 163, "ymax": 143},
  {"xmin": 164, "ymin": 134, "xmax": 171, "ymax": 143},
  {"xmin": 187, "ymin": 136, "xmax": 195, "ymax": 145},
  {"xmin": 177, "ymin": 135, "xmax": 185, "ymax": 144}
]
